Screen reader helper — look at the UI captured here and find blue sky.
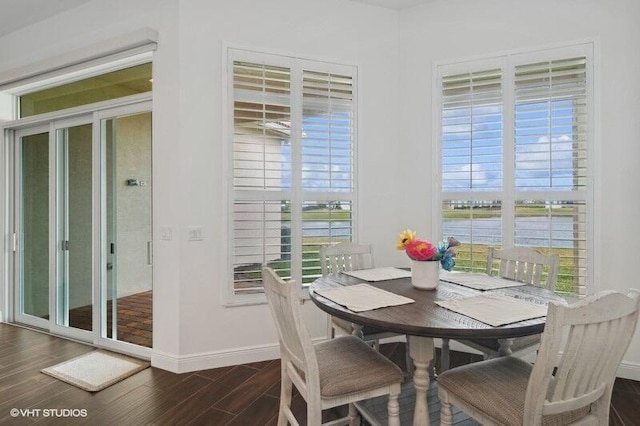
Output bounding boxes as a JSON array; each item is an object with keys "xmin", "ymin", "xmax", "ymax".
[
  {"xmin": 442, "ymin": 99, "xmax": 580, "ymax": 192},
  {"xmin": 279, "ymin": 114, "xmax": 353, "ymax": 192}
]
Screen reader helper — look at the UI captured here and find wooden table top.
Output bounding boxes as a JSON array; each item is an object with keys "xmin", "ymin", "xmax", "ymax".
[{"xmin": 309, "ymin": 273, "xmax": 567, "ymax": 340}]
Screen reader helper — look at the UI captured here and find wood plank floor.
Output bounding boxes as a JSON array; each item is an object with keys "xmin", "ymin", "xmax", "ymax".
[
  {"xmin": 0, "ymin": 323, "xmax": 638, "ymax": 425},
  {"xmin": 66, "ymin": 290, "xmax": 153, "ymax": 348}
]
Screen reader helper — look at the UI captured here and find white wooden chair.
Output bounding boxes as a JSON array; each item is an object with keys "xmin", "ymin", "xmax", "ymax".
[
  {"xmin": 441, "ymin": 247, "xmax": 560, "ymax": 370},
  {"xmin": 486, "ymin": 246, "xmax": 559, "ymax": 290},
  {"xmin": 320, "ymin": 242, "xmax": 375, "ymax": 278},
  {"xmin": 438, "ymin": 289, "xmax": 640, "ymax": 426},
  {"xmin": 321, "ymin": 242, "xmax": 417, "ymax": 376},
  {"xmin": 262, "ymin": 267, "xmax": 403, "ymax": 426},
  {"xmin": 320, "ymin": 243, "xmax": 391, "ymax": 344}
]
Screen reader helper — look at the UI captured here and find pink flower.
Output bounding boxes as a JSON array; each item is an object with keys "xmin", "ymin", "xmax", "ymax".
[{"xmin": 405, "ymin": 239, "xmax": 437, "ymax": 261}]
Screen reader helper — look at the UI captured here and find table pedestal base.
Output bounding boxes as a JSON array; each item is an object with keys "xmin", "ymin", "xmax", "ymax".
[
  {"xmin": 354, "ymin": 376, "xmax": 479, "ymax": 425},
  {"xmin": 408, "ymin": 336, "xmax": 435, "ymax": 426}
]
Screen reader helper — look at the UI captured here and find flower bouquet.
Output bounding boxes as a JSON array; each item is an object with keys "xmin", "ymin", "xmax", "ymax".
[{"xmin": 396, "ymin": 230, "xmax": 459, "ymax": 289}]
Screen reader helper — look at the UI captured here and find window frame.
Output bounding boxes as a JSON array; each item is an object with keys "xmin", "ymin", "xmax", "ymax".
[
  {"xmin": 433, "ymin": 42, "xmax": 596, "ymax": 296},
  {"xmin": 224, "ymin": 46, "xmax": 358, "ymax": 306}
]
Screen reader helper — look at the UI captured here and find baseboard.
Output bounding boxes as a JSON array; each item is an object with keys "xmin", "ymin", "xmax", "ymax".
[
  {"xmin": 616, "ymin": 360, "xmax": 640, "ymax": 381},
  {"xmin": 151, "ymin": 343, "xmax": 281, "ymax": 374},
  {"xmin": 150, "ymin": 337, "xmax": 640, "ymax": 381},
  {"xmin": 152, "ymin": 336, "xmax": 479, "ymax": 374},
  {"xmin": 150, "ymin": 336, "xmax": 338, "ymax": 373}
]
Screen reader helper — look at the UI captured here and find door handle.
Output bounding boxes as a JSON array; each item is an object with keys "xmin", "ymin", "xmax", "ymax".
[{"xmin": 147, "ymin": 241, "xmax": 153, "ymax": 265}]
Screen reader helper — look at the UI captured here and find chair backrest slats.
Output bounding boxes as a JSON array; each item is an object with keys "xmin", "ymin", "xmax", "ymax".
[
  {"xmin": 486, "ymin": 247, "xmax": 559, "ymax": 290},
  {"xmin": 320, "ymin": 242, "xmax": 374, "ymax": 276},
  {"xmin": 262, "ymin": 267, "xmax": 319, "ymax": 382},
  {"xmin": 524, "ymin": 290, "xmax": 640, "ymax": 424}
]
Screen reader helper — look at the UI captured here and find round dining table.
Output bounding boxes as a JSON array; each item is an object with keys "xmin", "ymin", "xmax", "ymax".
[{"xmin": 308, "ymin": 272, "xmax": 566, "ymax": 426}]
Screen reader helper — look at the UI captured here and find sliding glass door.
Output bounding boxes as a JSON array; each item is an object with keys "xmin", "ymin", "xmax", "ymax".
[
  {"xmin": 101, "ymin": 109, "xmax": 153, "ymax": 349},
  {"xmin": 12, "ymin": 103, "xmax": 152, "ymax": 355},
  {"xmin": 15, "ymin": 127, "xmax": 50, "ymax": 329},
  {"xmin": 56, "ymin": 121, "xmax": 94, "ymax": 336}
]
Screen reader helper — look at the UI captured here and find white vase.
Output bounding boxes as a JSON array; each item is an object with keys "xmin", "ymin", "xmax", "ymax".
[{"xmin": 411, "ymin": 260, "xmax": 440, "ymax": 290}]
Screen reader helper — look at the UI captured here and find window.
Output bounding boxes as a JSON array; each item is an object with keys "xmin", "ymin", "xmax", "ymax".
[
  {"xmin": 438, "ymin": 44, "xmax": 593, "ymax": 296},
  {"xmin": 19, "ymin": 63, "xmax": 152, "ymax": 117},
  {"xmin": 228, "ymin": 49, "xmax": 356, "ymax": 296}
]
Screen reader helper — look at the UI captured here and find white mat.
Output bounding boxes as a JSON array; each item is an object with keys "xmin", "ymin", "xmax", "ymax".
[
  {"xmin": 436, "ymin": 293, "xmax": 548, "ymax": 326},
  {"xmin": 440, "ymin": 271, "xmax": 526, "ymax": 290},
  {"xmin": 42, "ymin": 350, "xmax": 149, "ymax": 392},
  {"xmin": 315, "ymin": 283, "xmax": 415, "ymax": 312},
  {"xmin": 342, "ymin": 267, "xmax": 412, "ymax": 282}
]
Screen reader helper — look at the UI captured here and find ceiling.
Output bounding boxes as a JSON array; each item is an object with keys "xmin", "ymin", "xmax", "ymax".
[
  {"xmin": 0, "ymin": 0, "xmax": 93, "ymax": 38},
  {"xmin": 348, "ymin": 0, "xmax": 433, "ymax": 9},
  {"xmin": 0, "ymin": 0, "xmax": 433, "ymax": 39}
]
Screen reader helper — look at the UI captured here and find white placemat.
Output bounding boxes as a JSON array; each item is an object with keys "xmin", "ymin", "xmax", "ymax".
[
  {"xmin": 435, "ymin": 293, "xmax": 548, "ymax": 326},
  {"xmin": 342, "ymin": 267, "xmax": 412, "ymax": 282},
  {"xmin": 315, "ymin": 283, "xmax": 415, "ymax": 312},
  {"xmin": 440, "ymin": 271, "xmax": 526, "ymax": 290}
]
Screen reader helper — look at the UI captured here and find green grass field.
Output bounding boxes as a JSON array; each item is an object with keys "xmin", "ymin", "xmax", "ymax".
[{"xmin": 238, "ymin": 207, "xmax": 582, "ymax": 294}]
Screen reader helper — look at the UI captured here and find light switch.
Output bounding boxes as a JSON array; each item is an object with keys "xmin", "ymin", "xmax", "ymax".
[
  {"xmin": 188, "ymin": 226, "xmax": 204, "ymax": 241},
  {"xmin": 161, "ymin": 227, "xmax": 173, "ymax": 241}
]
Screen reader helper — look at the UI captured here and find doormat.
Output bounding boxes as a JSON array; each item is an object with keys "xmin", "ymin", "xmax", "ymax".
[{"xmin": 41, "ymin": 350, "xmax": 150, "ymax": 392}]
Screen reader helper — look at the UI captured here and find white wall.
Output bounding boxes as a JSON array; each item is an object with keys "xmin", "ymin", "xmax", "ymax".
[
  {"xmin": 1, "ymin": 0, "xmax": 638, "ymax": 379},
  {"xmin": 398, "ymin": 0, "xmax": 640, "ymax": 379},
  {"xmin": 0, "ymin": 0, "xmax": 401, "ymax": 372},
  {"xmin": 174, "ymin": 0, "xmax": 400, "ymax": 369}
]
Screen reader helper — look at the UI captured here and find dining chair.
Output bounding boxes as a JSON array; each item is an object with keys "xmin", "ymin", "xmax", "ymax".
[
  {"xmin": 262, "ymin": 266, "xmax": 403, "ymax": 426},
  {"xmin": 320, "ymin": 243, "xmax": 391, "ymax": 344},
  {"xmin": 441, "ymin": 247, "xmax": 560, "ymax": 371},
  {"xmin": 320, "ymin": 242, "xmax": 417, "ymax": 376},
  {"xmin": 486, "ymin": 246, "xmax": 559, "ymax": 289},
  {"xmin": 438, "ymin": 289, "xmax": 640, "ymax": 426}
]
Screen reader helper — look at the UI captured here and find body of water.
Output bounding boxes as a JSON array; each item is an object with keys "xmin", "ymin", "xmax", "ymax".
[
  {"xmin": 300, "ymin": 217, "xmax": 576, "ymax": 248},
  {"xmin": 443, "ymin": 216, "xmax": 576, "ymax": 248}
]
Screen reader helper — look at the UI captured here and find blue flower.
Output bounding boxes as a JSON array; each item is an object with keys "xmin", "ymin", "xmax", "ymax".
[{"xmin": 440, "ymin": 252, "xmax": 456, "ymax": 271}]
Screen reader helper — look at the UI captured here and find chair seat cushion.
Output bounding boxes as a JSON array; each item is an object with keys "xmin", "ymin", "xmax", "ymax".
[
  {"xmin": 438, "ymin": 357, "xmax": 589, "ymax": 426},
  {"xmin": 315, "ymin": 335, "xmax": 403, "ymax": 398}
]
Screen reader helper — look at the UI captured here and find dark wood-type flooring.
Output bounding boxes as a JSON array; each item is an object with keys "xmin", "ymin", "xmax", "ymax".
[
  {"xmin": 65, "ymin": 290, "xmax": 153, "ymax": 348},
  {"xmin": 0, "ymin": 323, "xmax": 638, "ymax": 425}
]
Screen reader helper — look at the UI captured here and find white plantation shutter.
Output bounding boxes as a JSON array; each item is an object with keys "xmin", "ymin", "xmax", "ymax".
[
  {"xmin": 441, "ymin": 199, "xmax": 503, "ymax": 272},
  {"xmin": 302, "ymin": 70, "xmax": 354, "ymax": 193},
  {"xmin": 233, "ymin": 61, "xmax": 291, "ymax": 191},
  {"xmin": 438, "ymin": 45, "xmax": 592, "ymax": 295},
  {"xmin": 441, "ymin": 69, "xmax": 503, "ymax": 192},
  {"xmin": 300, "ymin": 69, "xmax": 355, "ymax": 284},
  {"xmin": 514, "ymin": 57, "xmax": 588, "ymax": 191},
  {"xmin": 440, "ymin": 67, "xmax": 504, "ymax": 273},
  {"xmin": 229, "ymin": 49, "xmax": 356, "ymax": 297},
  {"xmin": 231, "ymin": 58, "xmax": 293, "ymax": 295},
  {"xmin": 513, "ymin": 56, "xmax": 589, "ymax": 295},
  {"xmin": 233, "ymin": 200, "xmax": 291, "ymax": 294},
  {"xmin": 514, "ymin": 200, "xmax": 587, "ymax": 295}
]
